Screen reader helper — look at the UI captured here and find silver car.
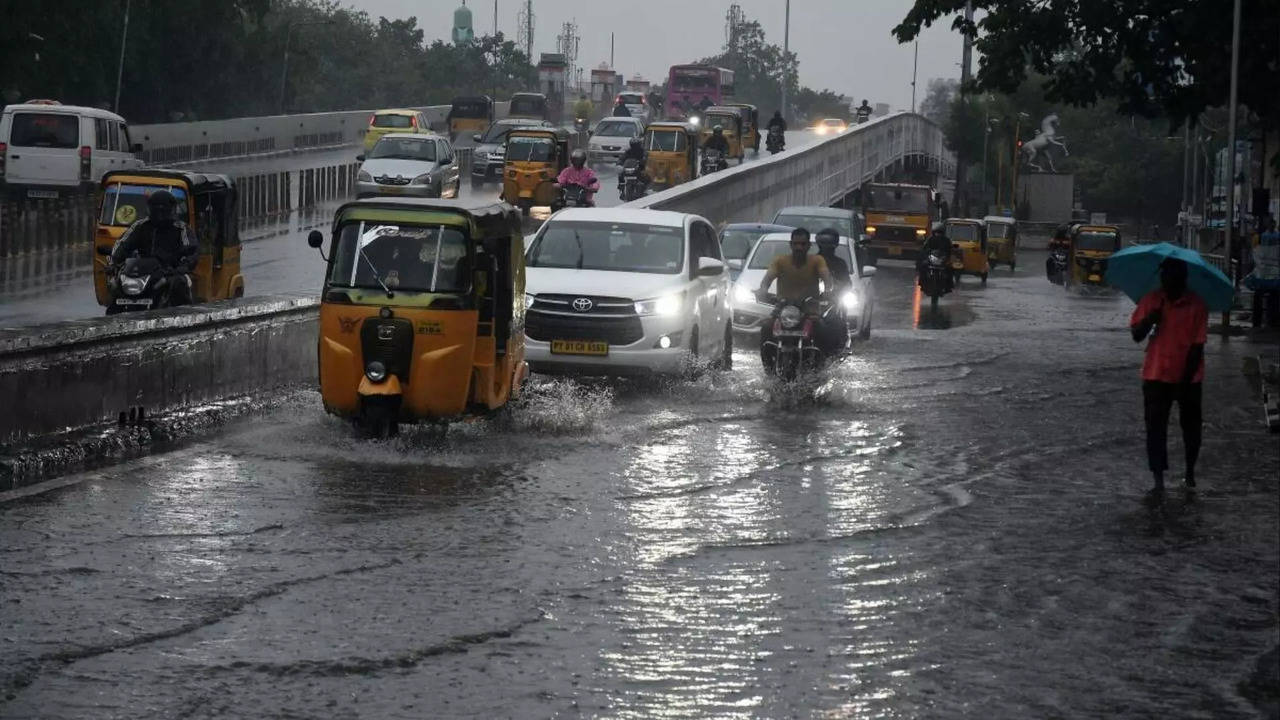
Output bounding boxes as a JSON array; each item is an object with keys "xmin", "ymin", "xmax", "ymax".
[
  {"xmin": 356, "ymin": 133, "xmax": 460, "ymax": 199},
  {"xmin": 586, "ymin": 117, "xmax": 644, "ymax": 165}
]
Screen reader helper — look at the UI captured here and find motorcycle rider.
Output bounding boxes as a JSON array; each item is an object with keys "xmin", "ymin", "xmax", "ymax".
[
  {"xmin": 816, "ymin": 228, "xmax": 852, "ymax": 353},
  {"xmin": 109, "ymin": 189, "xmax": 198, "ymax": 305},
  {"xmin": 554, "ymin": 148, "xmax": 601, "ymax": 206},
  {"xmin": 755, "ymin": 227, "xmax": 834, "ymax": 365},
  {"xmin": 917, "ymin": 222, "xmax": 954, "ymax": 291},
  {"xmin": 703, "ymin": 125, "xmax": 730, "ymax": 167},
  {"xmin": 612, "ymin": 98, "xmax": 632, "ymax": 117},
  {"xmin": 1046, "ymin": 223, "xmax": 1071, "ymax": 280},
  {"xmin": 855, "ymin": 99, "xmax": 872, "ymax": 123},
  {"xmin": 573, "ymin": 94, "xmax": 593, "ymax": 123},
  {"xmin": 617, "ymin": 136, "xmax": 648, "ymax": 193},
  {"xmin": 767, "ymin": 110, "xmax": 787, "ymax": 134}
]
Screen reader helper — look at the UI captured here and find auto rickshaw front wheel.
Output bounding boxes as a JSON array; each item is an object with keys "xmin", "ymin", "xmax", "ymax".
[{"xmin": 980, "ymin": 272, "xmax": 988, "ymax": 286}]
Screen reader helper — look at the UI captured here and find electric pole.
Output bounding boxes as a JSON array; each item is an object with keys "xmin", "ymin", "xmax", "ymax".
[
  {"xmin": 781, "ymin": 0, "xmax": 790, "ymax": 120},
  {"xmin": 1222, "ymin": 0, "xmax": 1242, "ymax": 336},
  {"xmin": 954, "ymin": 1, "xmax": 974, "ymax": 214}
]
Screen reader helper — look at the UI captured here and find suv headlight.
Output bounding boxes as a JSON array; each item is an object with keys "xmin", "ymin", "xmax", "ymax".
[
  {"xmin": 634, "ymin": 292, "xmax": 683, "ymax": 316},
  {"xmin": 841, "ymin": 291, "xmax": 859, "ymax": 311},
  {"xmin": 733, "ymin": 284, "xmax": 755, "ymax": 305},
  {"xmin": 413, "ymin": 172, "xmax": 435, "ymax": 185},
  {"xmin": 357, "ymin": 170, "xmax": 372, "ymax": 182}
]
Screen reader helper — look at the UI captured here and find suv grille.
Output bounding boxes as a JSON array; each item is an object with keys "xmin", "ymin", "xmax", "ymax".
[
  {"xmin": 531, "ymin": 294, "xmax": 635, "ymax": 316},
  {"xmin": 526, "ymin": 310, "xmax": 644, "ymax": 345}
]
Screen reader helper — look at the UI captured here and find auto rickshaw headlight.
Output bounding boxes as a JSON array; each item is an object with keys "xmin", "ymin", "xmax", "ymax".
[
  {"xmin": 365, "ymin": 361, "xmax": 388, "ymax": 383},
  {"xmin": 915, "ymin": 228, "xmax": 927, "ymax": 236},
  {"xmin": 865, "ymin": 226, "xmax": 876, "ymax": 234}
]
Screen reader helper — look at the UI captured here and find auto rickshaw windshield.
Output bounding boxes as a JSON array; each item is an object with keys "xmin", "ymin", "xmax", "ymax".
[
  {"xmin": 505, "ymin": 136, "xmax": 555, "ymax": 162},
  {"xmin": 987, "ymin": 222, "xmax": 1013, "ymax": 239},
  {"xmin": 948, "ymin": 224, "xmax": 981, "ymax": 241},
  {"xmin": 328, "ymin": 222, "xmax": 470, "ymax": 293},
  {"xmin": 1076, "ymin": 231, "xmax": 1119, "ymax": 252},
  {"xmin": 99, "ymin": 184, "xmax": 189, "ymax": 226},
  {"xmin": 645, "ymin": 129, "xmax": 688, "ymax": 152}
]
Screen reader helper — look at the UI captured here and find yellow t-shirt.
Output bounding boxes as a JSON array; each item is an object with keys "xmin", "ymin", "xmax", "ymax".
[{"xmin": 767, "ymin": 253, "xmax": 829, "ymax": 301}]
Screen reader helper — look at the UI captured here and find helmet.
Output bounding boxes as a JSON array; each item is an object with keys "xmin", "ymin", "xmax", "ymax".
[
  {"xmin": 629, "ymin": 137, "xmax": 642, "ymax": 150},
  {"xmin": 147, "ymin": 190, "xmax": 177, "ymax": 225},
  {"xmin": 570, "ymin": 148, "xmax": 587, "ymax": 168},
  {"xmin": 712, "ymin": 125, "xmax": 724, "ymax": 135},
  {"xmin": 816, "ymin": 227, "xmax": 840, "ymax": 247},
  {"xmin": 931, "ymin": 221, "xmax": 945, "ymax": 233}
]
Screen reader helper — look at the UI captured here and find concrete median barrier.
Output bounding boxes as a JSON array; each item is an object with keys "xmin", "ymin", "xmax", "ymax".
[{"xmin": 0, "ymin": 294, "xmax": 318, "ymax": 447}]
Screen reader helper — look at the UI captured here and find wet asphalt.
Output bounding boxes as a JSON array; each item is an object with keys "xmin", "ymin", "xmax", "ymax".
[{"xmin": 2, "ymin": 258, "xmax": 1277, "ymax": 718}]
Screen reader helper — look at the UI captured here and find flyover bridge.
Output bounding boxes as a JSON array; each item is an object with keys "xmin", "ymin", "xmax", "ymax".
[{"xmin": 1, "ymin": 112, "xmax": 952, "ymax": 458}]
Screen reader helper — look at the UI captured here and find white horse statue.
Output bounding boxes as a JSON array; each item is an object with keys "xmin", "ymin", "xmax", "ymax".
[{"xmin": 1021, "ymin": 113, "xmax": 1069, "ymax": 172}]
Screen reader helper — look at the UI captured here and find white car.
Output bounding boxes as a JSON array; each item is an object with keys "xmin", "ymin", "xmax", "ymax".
[
  {"xmin": 586, "ymin": 117, "xmax": 644, "ymax": 165},
  {"xmin": 524, "ymin": 208, "xmax": 733, "ymax": 375},
  {"xmin": 730, "ymin": 233, "xmax": 876, "ymax": 341},
  {"xmin": 355, "ymin": 133, "xmax": 460, "ymax": 199}
]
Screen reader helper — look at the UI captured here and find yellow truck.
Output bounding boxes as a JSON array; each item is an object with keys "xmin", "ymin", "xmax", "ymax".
[{"xmin": 862, "ymin": 183, "xmax": 935, "ymax": 264}]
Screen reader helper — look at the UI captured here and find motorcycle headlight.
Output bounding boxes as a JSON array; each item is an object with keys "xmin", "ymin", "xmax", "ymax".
[
  {"xmin": 733, "ymin": 284, "xmax": 756, "ymax": 305},
  {"xmin": 841, "ymin": 291, "xmax": 858, "ymax": 311},
  {"xmin": 365, "ymin": 360, "xmax": 388, "ymax": 383},
  {"xmin": 689, "ymin": 116, "xmax": 700, "ymax": 126},
  {"xmin": 928, "ymin": 255, "xmax": 944, "ymax": 266},
  {"xmin": 634, "ymin": 292, "xmax": 683, "ymax": 316},
  {"xmin": 357, "ymin": 170, "xmax": 372, "ymax": 182},
  {"xmin": 780, "ymin": 305, "xmax": 803, "ymax": 329},
  {"xmin": 413, "ymin": 172, "xmax": 435, "ymax": 185},
  {"xmin": 120, "ymin": 275, "xmax": 147, "ymax": 295}
]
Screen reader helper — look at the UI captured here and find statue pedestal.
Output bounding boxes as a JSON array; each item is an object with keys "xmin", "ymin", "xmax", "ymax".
[{"xmin": 1016, "ymin": 172, "xmax": 1074, "ymax": 223}]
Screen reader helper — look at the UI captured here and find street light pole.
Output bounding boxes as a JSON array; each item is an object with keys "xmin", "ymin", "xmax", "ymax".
[
  {"xmin": 113, "ymin": 0, "xmax": 131, "ymax": 113},
  {"xmin": 781, "ymin": 0, "xmax": 790, "ymax": 120},
  {"xmin": 1222, "ymin": 0, "xmax": 1242, "ymax": 337},
  {"xmin": 910, "ymin": 40, "xmax": 919, "ymax": 113},
  {"xmin": 1011, "ymin": 112, "xmax": 1028, "ymax": 216}
]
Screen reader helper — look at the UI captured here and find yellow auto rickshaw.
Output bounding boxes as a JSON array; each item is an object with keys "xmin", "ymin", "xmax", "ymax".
[
  {"xmin": 447, "ymin": 95, "xmax": 494, "ymax": 141},
  {"xmin": 700, "ymin": 106, "xmax": 748, "ymax": 162},
  {"xmin": 724, "ymin": 102, "xmax": 760, "ymax": 152},
  {"xmin": 983, "ymin": 215, "xmax": 1018, "ymax": 271},
  {"xmin": 94, "ymin": 169, "xmax": 244, "ymax": 307},
  {"xmin": 945, "ymin": 217, "xmax": 989, "ymax": 285},
  {"xmin": 306, "ymin": 197, "xmax": 528, "ymax": 437},
  {"xmin": 1067, "ymin": 224, "xmax": 1122, "ymax": 290},
  {"xmin": 508, "ymin": 92, "xmax": 549, "ymax": 122},
  {"xmin": 499, "ymin": 127, "xmax": 569, "ymax": 216},
  {"xmin": 643, "ymin": 121, "xmax": 699, "ymax": 189}
]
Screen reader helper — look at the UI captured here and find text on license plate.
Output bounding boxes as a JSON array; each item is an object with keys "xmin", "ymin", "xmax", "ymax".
[
  {"xmin": 27, "ymin": 190, "xmax": 58, "ymax": 199},
  {"xmin": 550, "ymin": 340, "xmax": 608, "ymax": 356},
  {"xmin": 115, "ymin": 298, "xmax": 153, "ymax": 306},
  {"xmin": 888, "ymin": 246, "xmax": 903, "ymax": 255}
]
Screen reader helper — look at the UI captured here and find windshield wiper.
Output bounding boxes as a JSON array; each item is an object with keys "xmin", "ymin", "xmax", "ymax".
[
  {"xmin": 357, "ymin": 246, "xmax": 394, "ymax": 297},
  {"xmin": 574, "ymin": 230, "xmax": 585, "ymax": 269}
]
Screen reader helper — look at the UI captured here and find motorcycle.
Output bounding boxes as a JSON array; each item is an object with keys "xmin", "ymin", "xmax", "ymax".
[
  {"xmin": 574, "ymin": 116, "xmax": 588, "ymax": 134},
  {"xmin": 700, "ymin": 149, "xmax": 728, "ymax": 176},
  {"xmin": 1047, "ymin": 246, "xmax": 1068, "ymax": 285},
  {"xmin": 551, "ymin": 183, "xmax": 593, "ymax": 212},
  {"xmin": 758, "ymin": 294, "xmax": 827, "ymax": 382},
  {"xmin": 618, "ymin": 159, "xmax": 647, "ymax": 202},
  {"xmin": 918, "ymin": 249, "xmax": 952, "ymax": 312},
  {"xmin": 101, "ymin": 253, "xmax": 188, "ymax": 315},
  {"xmin": 766, "ymin": 127, "xmax": 785, "ymax": 154}
]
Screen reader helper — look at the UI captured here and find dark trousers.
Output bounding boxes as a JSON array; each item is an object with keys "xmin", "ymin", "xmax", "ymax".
[
  {"xmin": 1142, "ymin": 381, "xmax": 1202, "ymax": 474},
  {"xmin": 1251, "ymin": 288, "xmax": 1280, "ymax": 328}
]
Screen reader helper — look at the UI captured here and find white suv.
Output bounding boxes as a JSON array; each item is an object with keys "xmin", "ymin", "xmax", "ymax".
[
  {"xmin": 0, "ymin": 102, "xmax": 143, "ymax": 199},
  {"xmin": 524, "ymin": 208, "xmax": 733, "ymax": 375}
]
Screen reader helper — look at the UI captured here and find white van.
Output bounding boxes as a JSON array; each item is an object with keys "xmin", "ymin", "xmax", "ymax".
[{"xmin": 0, "ymin": 102, "xmax": 144, "ymax": 199}]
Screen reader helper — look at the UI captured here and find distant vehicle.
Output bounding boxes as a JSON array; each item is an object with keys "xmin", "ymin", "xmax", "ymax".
[
  {"xmin": 508, "ymin": 92, "xmax": 549, "ymax": 122},
  {"xmin": 615, "ymin": 92, "xmax": 651, "ymax": 125},
  {"xmin": 814, "ymin": 118, "xmax": 848, "ymax": 135},
  {"xmin": 731, "ymin": 232, "xmax": 876, "ymax": 342},
  {"xmin": 356, "ymin": 133, "xmax": 460, "ymax": 200},
  {"xmin": 719, "ymin": 222, "xmax": 794, "ymax": 278},
  {"xmin": 447, "ymin": 95, "xmax": 494, "ymax": 141},
  {"xmin": 771, "ymin": 205, "xmax": 861, "ymax": 241},
  {"xmin": 861, "ymin": 183, "xmax": 935, "ymax": 263},
  {"xmin": 0, "ymin": 102, "xmax": 143, "ymax": 199},
  {"xmin": 585, "ymin": 117, "xmax": 644, "ymax": 165},
  {"xmin": 470, "ymin": 118, "xmax": 552, "ymax": 186},
  {"xmin": 523, "ymin": 208, "xmax": 732, "ymax": 376},
  {"xmin": 665, "ymin": 64, "xmax": 735, "ymax": 126},
  {"xmin": 363, "ymin": 109, "xmax": 431, "ymax": 152}
]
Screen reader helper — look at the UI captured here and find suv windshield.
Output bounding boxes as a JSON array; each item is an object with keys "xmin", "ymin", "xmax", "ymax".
[
  {"xmin": 528, "ymin": 221, "xmax": 684, "ymax": 274},
  {"xmin": 619, "ymin": 94, "xmax": 644, "ymax": 105},
  {"xmin": 749, "ymin": 240, "xmax": 851, "ymax": 270},
  {"xmin": 328, "ymin": 222, "xmax": 469, "ymax": 293},
  {"xmin": 773, "ymin": 214, "xmax": 854, "ymax": 238},
  {"xmin": 372, "ymin": 114, "xmax": 414, "ymax": 128},
  {"xmin": 595, "ymin": 121, "xmax": 639, "ymax": 137},
  {"xmin": 369, "ymin": 137, "xmax": 436, "ymax": 161},
  {"xmin": 10, "ymin": 113, "xmax": 79, "ymax": 148}
]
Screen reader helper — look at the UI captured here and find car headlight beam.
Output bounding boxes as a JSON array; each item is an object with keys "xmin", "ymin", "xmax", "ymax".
[
  {"xmin": 733, "ymin": 284, "xmax": 756, "ymax": 305},
  {"xmin": 634, "ymin": 292, "xmax": 683, "ymax": 316},
  {"xmin": 841, "ymin": 291, "xmax": 858, "ymax": 311}
]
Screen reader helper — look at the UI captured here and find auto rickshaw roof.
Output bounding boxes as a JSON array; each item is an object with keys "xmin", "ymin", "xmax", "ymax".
[
  {"xmin": 703, "ymin": 106, "xmax": 747, "ymax": 116},
  {"xmin": 645, "ymin": 121, "xmax": 698, "ymax": 133},
  {"xmin": 335, "ymin": 197, "xmax": 522, "ymax": 235},
  {"xmin": 982, "ymin": 215, "xmax": 1016, "ymax": 225},
  {"xmin": 507, "ymin": 126, "xmax": 570, "ymax": 140},
  {"xmin": 100, "ymin": 168, "xmax": 234, "ymax": 193},
  {"xmin": 451, "ymin": 95, "xmax": 493, "ymax": 105},
  {"xmin": 946, "ymin": 218, "xmax": 984, "ymax": 225}
]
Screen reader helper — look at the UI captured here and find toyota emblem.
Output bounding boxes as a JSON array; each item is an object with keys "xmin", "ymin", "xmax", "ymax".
[{"xmin": 571, "ymin": 297, "xmax": 593, "ymax": 312}]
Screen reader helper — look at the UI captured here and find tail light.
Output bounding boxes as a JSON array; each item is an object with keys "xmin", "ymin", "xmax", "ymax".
[
  {"xmin": 79, "ymin": 145, "xmax": 91, "ymax": 181},
  {"xmin": 0, "ymin": 141, "xmax": 6, "ymax": 178},
  {"xmin": 369, "ymin": 114, "xmax": 376, "ymax": 126},
  {"xmin": 802, "ymin": 318, "xmax": 815, "ymax": 338},
  {"xmin": 410, "ymin": 115, "xmax": 418, "ymax": 129}
]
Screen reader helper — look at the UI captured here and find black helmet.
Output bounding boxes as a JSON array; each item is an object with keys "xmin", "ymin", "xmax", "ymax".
[
  {"xmin": 712, "ymin": 125, "xmax": 724, "ymax": 135},
  {"xmin": 629, "ymin": 137, "xmax": 642, "ymax": 150},
  {"xmin": 931, "ymin": 222, "xmax": 945, "ymax": 234},
  {"xmin": 570, "ymin": 148, "xmax": 587, "ymax": 167},
  {"xmin": 816, "ymin": 227, "xmax": 840, "ymax": 247},
  {"xmin": 147, "ymin": 189, "xmax": 177, "ymax": 225}
]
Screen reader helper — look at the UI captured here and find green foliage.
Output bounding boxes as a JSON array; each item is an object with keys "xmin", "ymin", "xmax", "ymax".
[
  {"xmin": 894, "ymin": 0, "xmax": 1279, "ymax": 128},
  {"xmin": 0, "ymin": 0, "xmax": 533, "ymax": 123}
]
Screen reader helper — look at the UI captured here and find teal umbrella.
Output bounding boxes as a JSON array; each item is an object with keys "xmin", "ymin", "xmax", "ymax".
[{"xmin": 1103, "ymin": 242, "xmax": 1235, "ymax": 312}]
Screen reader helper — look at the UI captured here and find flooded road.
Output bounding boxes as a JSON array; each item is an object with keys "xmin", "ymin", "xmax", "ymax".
[{"xmin": 3, "ymin": 257, "xmax": 1276, "ymax": 718}]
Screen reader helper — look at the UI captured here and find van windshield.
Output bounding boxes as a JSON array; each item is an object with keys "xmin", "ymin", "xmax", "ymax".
[
  {"xmin": 528, "ymin": 221, "xmax": 684, "ymax": 275},
  {"xmin": 99, "ymin": 185, "xmax": 189, "ymax": 227},
  {"xmin": 10, "ymin": 113, "xmax": 79, "ymax": 148},
  {"xmin": 328, "ymin": 222, "xmax": 470, "ymax": 293}
]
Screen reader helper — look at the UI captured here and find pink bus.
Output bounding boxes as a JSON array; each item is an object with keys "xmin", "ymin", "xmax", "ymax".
[{"xmin": 665, "ymin": 65, "xmax": 735, "ymax": 124}]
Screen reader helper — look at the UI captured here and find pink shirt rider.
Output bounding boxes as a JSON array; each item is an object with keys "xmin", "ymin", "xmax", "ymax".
[{"xmin": 556, "ymin": 165, "xmax": 600, "ymax": 202}]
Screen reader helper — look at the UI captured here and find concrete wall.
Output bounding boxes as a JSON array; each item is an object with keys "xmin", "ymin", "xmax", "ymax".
[
  {"xmin": 633, "ymin": 113, "xmax": 953, "ymax": 225},
  {"xmin": 1016, "ymin": 173, "xmax": 1074, "ymax": 223},
  {"xmin": 133, "ymin": 103, "xmax": 511, "ymax": 166},
  {"xmin": 0, "ymin": 294, "xmax": 317, "ymax": 446}
]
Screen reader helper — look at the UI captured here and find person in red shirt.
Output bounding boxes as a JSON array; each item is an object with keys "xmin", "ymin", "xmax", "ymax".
[{"xmin": 1129, "ymin": 258, "xmax": 1207, "ymax": 505}]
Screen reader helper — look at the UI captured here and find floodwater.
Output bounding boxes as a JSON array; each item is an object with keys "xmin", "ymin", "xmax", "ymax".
[{"xmin": 3, "ymin": 258, "xmax": 1276, "ymax": 718}]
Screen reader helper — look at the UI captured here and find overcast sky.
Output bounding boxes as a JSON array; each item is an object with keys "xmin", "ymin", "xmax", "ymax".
[{"xmin": 344, "ymin": 0, "xmax": 966, "ymax": 111}]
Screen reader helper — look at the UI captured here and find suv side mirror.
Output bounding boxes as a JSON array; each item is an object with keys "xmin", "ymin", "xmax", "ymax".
[
  {"xmin": 727, "ymin": 258, "xmax": 743, "ymax": 271},
  {"xmin": 355, "ymin": 154, "xmax": 365, "ymax": 162},
  {"xmin": 472, "ymin": 134, "xmax": 483, "ymax": 143},
  {"xmin": 861, "ymin": 266, "xmax": 877, "ymax": 278},
  {"xmin": 697, "ymin": 256, "xmax": 725, "ymax": 276},
  {"xmin": 307, "ymin": 230, "xmax": 324, "ymax": 249}
]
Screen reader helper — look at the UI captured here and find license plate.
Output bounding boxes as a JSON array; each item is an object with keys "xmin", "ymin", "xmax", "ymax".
[
  {"xmin": 550, "ymin": 340, "xmax": 608, "ymax": 356},
  {"xmin": 888, "ymin": 246, "xmax": 903, "ymax": 256},
  {"xmin": 380, "ymin": 186, "xmax": 404, "ymax": 193},
  {"xmin": 27, "ymin": 189, "xmax": 57, "ymax": 199},
  {"xmin": 774, "ymin": 330, "xmax": 804, "ymax": 337},
  {"xmin": 115, "ymin": 298, "xmax": 153, "ymax": 306},
  {"xmin": 1088, "ymin": 274, "xmax": 1102, "ymax": 282}
]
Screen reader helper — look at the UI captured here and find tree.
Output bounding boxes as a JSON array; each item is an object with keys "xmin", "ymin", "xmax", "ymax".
[
  {"xmin": 919, "ymin": 78, "xmax": 958, "ymax": 126},
  {"xmin": 894, "ymin": 0, "xmax": 1280, "ymax": 128}
]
